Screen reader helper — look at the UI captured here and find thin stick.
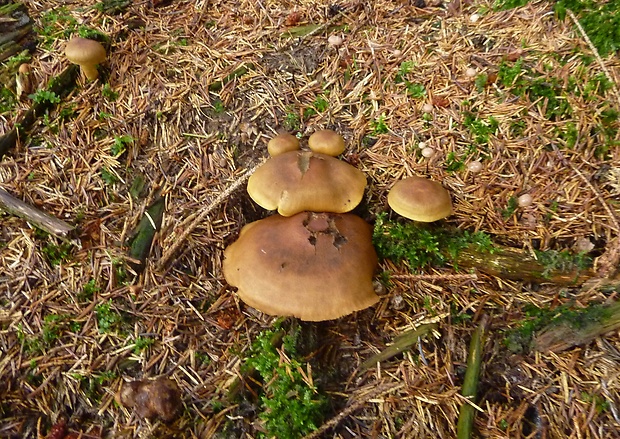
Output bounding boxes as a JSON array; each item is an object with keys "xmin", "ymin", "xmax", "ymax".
[
  {"xmin": 302, "ymin": 382, "xmax": 404, "ymax": 439},
  {"xmin": 566, "ymin": 10, "xmax": 620, "ymax": 108},
  {"xmin": 389, "ymin": 273, "xmax": 478, "ymax": 282},
  {"xmin": 157, "ymin": 161, "xmax": 264, "ymax": 269},
  {"xmin": 0, "ymin": 187, "xmax": 74, "ymax": 239}
]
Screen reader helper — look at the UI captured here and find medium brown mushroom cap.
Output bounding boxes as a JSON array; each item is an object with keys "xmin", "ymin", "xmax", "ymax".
[
  {"xmin": 223, "ymin": 212, "xmax": 379, "ymax": 321},
  {"xmin": 308, "ymin": 129, "xmax": 345, "ymax": 156},
  {"xmin": 387, "ymin": 176, "xmax": 453, "ymax": 222},
  {"xmin": 267, "ymin": 133, "xmax": 300, "ymax": 156},
  {"xmin": 65, "ymin": 37, "xmax": 106, "ymax": 79},
  {"xmin": 247, "ymin": 150, "xmax": 366, "ymax": 216}
]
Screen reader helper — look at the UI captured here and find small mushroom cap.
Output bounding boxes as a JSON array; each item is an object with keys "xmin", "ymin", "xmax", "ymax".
[
  {"xmin": 267, "ymin": 133, "xmax": 300, "ymax": 156},
  {"xmin": 247, "ymin": 150, "xmax": 366, "ymax": 216},
  {"xmin": 116, "ymin": 377, "xmax": 181, "ymax": 422},
  {"xmin": 65, "ymin": 37, "xmax": 107, "ymax": 65},
  {"xmin": 387, "ymin": 176, "xmax": 453, "ymax": 222},
  {"xmin": 223, "ymin": 212, "xmax": 379, "ymax": 321},
  {"xmin": 308, "ymin": 129, "xmax": 346, "ymax": 156}
]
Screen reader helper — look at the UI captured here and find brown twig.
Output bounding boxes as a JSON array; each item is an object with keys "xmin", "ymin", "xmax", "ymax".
[
  {"xmin": 302, "ymin": 382, "xmax": 405, "ymax": 439},
  {"xmin": 0, "ymin": 187, "xmax": 74, "ymax": 239},
  {"xmin": 157, "ymin": 161, "xmax": 264, "ymax": 270}
]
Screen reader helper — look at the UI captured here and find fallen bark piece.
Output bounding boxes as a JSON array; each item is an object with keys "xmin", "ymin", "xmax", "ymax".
[
  {"xmin": 534, "ymin": 301, "xmax": 620, "ymax": 352},
  {"xmin": 0, "ymin": 187, "xmax": 74, "ymax": 239},
  {"xmin": 374, "ymin": 216, "xmax": 596, "ymax": 286},
  {"xmin": 0, "ymin": 1, "xmax": 35, "ymax": 64},
  {"xmin": 116, "ymin": 376, "xmax": 181, "ymax": 422},
  {"xmin": 127, "ymin": 197, "xmax": 164, "ymax": 273},
  {"xmin": 455, "ymin": 246, "xmax": 595, "ymax": 285},
  {"xmin": 456, "ymin": 316, "xmax": 488, "ymax": 439},
  {"xmin": 0, "ymin": 64, "xmax": 79, "ymax": 158}
]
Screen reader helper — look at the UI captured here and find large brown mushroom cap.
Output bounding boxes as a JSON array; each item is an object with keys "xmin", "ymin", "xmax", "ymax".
[
  {"xmin": 308, "ymin": 129, "xmax": 346, "ymax": 156},
  {"xmin": 387, "ymin": 176, "xmax": 453, "ymax": 222},
  {"xmin": 65, "ymin": 37, "xmax": 106, "ymax": 80},
  {"xmin": 247, "ymin": 150, "xmax": 366, "ymax": 216},
  {"xmin": 267, "ymin": 133, "xmax": 300, "ymax": 156},
  {"xmin": 223, "ymin": 212, "xmax": 379, "ymax": 321}
]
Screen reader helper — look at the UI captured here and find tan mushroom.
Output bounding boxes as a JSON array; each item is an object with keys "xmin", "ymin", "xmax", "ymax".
[
  {"xmin": 65, "ymin": 37, "xmax": 106, "ymax": 80},
  {"xmin": 308, "ymin": 129, "xmax": 345, "ymax": 156},
  {"xmin": 223, "ymin": 212, "xmax": 379, "ymax": 321},
  {"xmin": 116, "ymin": 376, "xmax": 181, "ymax": 422},
  {"xmin": 247, "ymin": 150, "xmax": 366, "ymax": 216},
  {"xmin": 387, "ymin": 176, "xmax": 453, "ymax": 222},
  {"xmin": 267, "ymin": 132, "xmax": 300, "ymax": 156}
]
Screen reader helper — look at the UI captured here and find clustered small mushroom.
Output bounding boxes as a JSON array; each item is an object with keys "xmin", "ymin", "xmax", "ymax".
[
  {"xmin": 267, "ymin": 132, "xmax": 300, "ymax": 156},
  {"xmin": 116, "ymin": 376, "xmax": 181, "ymax": 422},
  {"xmin": 307, "ymin": 129, "xmax": 346, "ymax": 156},
  {"xmin": 224, "ymin": 129, "xmax": 380, "ymax": 321},
  {"xmin": 247, "ymin": 149, "xmax": 366, "ymax": 216}
]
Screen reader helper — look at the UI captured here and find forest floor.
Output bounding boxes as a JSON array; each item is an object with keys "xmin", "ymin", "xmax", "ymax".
[{"xmin": 1, "ymin": 0, "xmax": 620, "ymax": 438}]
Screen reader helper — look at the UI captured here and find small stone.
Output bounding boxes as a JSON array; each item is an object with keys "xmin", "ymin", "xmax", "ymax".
[
  {"xmin": 470, "ymin": 13, "xmax": 480, "ymax": 23},
  {"xmin": 422, "ymin": 103, "xmax": 434, "ymax": 113},
  {"xmin": 421, "ymin": 147, "xmax": 435, "ymax": 158},
  {"xmin": 465, "ymin": 67, "xmax": 477, "ymax": 78},
  {"xmin": 390, "ymin": 294, "xmax": 405, "ymax": 310},
  {"xmin": 517, "ymin": 193, "xmax": 533, "ymax": 207},
  {"xmin": 574, "ymin": 237, "xmax": 595, "ymax": 253},
  {"xmin": 328, "ymin": 35, "xmax": 343, "ymax": 47},
  {"xmin": 467, "ymin": 160, "xmax": 483, "ymax": 173}
]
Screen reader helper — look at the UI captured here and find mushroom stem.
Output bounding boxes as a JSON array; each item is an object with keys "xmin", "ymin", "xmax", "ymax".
[{"xmin": 80, "ymin": 63, "xmax": 100, "ymax": 80}]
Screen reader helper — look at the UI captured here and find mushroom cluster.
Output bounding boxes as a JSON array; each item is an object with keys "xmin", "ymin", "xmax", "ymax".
[{"xmin": 223, "ymin": 130, "xmax": 380, "ymax": 321}]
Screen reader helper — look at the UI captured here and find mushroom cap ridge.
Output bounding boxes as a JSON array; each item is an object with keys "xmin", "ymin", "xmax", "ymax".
[{"xmin": 223, "ymin": 212, "xmax": 379, "ymax": 321}]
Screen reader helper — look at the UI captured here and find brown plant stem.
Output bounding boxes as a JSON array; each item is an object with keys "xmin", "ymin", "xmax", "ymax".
[
  {"xmin": 456, "ymin": 315, "xmax": 488, "ymax": 439},
  {"xmin": 360, "ymin": 323, "xmax": 438, "ymax": 371}
]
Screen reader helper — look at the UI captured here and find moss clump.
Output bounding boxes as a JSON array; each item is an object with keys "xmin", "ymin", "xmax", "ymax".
[
  {"xmin": 372, "ymin": 212, "xmax": 495, "ymax": 271},
  {"xmin": 504, "ymin": 302, "xmax": 612, "ymax": 353},
  {"xmin": 534, "ymin": 249, "xmax": 592, "ymax": 278},
  {"xmin": 243, "ymin": 325, "xmax": 326, "ymax": 439}
]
